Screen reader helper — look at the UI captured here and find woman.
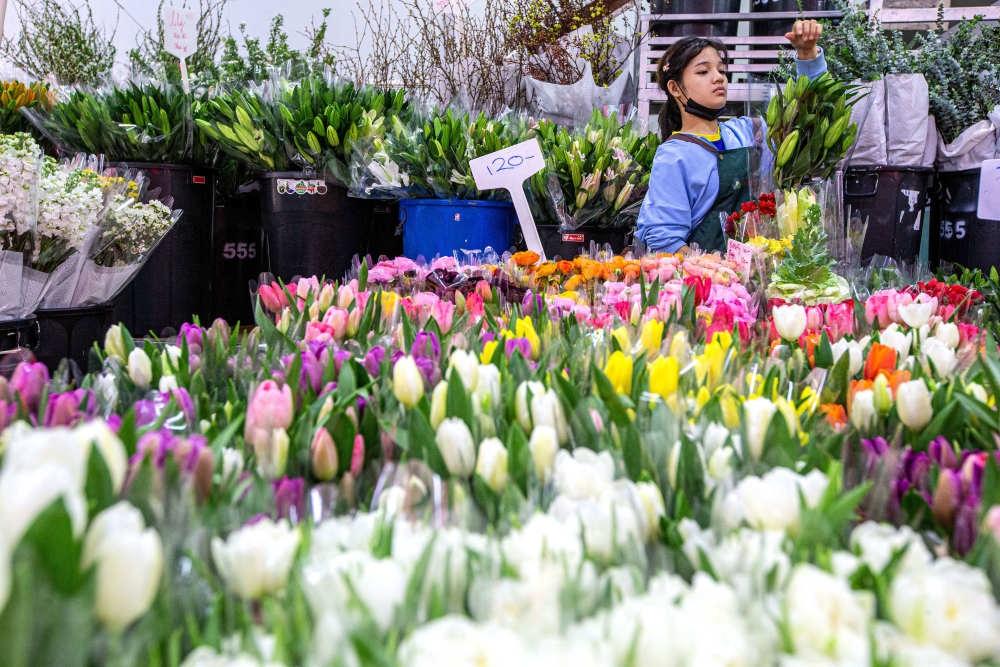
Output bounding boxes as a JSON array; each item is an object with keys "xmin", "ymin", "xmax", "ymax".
[{"xmin": 635, "ymin": 21, "xmax": 827, "ymax": 254}]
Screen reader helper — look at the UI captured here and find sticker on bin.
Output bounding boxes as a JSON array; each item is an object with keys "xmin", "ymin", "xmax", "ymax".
[
  {"xmin": 563, "ymin": 233, "xmax": 584, "ymax": 243},
  {"xmin": 276, "ymin": 179, "xmax": 328, "ymax": 196},
  {"xmin": 470, "ymin": 138, "xmax": 547, "ymax": 260},
  {"xmin": 978, "ymin": 159, "xmax": 1000, "ymax": 221},
  {"xmin": 192, "ymin": 175, "xmax": 206, "ymax": 185}
]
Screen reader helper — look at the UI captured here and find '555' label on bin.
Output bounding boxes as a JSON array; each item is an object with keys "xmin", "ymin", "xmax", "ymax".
[{"xmin": 276, "ymin": 179, "xmax": 328, "ymax": 196}]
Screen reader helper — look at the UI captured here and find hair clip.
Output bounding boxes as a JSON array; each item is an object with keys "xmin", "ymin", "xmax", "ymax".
[{"xmin": 662, "ymin": 62, "xmax": 670, "ymax": 72}]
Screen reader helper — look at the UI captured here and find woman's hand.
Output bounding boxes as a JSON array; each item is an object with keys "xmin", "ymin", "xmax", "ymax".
[{"xmin": 785, "ymin": 19, "xmax": 822, "ymax": 60}]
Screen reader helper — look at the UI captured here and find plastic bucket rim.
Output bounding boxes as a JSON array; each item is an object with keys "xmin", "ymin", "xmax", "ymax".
[{"xmin": 398, "ymin": 198, "xmax": 515, "ymax": 209}]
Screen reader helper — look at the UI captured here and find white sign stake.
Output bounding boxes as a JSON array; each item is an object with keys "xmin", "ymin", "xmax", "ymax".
[
  {"xmin": 164, "ymin": 6, "xmax": 197, "ymax": 94},
  {"xmin": 469, "ymin": 138, "xmax": 547, "ymax": 260},
  {"xmin": 978, "ymin": 159, "xmax": 1000, "ymax": 222}
]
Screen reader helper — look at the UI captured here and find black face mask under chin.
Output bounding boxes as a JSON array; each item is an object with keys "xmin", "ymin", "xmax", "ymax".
[{"xmin": 679, "ymin": 86, "xmax": 725, "ymax": 121}]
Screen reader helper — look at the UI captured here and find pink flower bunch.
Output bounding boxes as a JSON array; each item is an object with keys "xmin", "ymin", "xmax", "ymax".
[
  {"xmin": 639, "ymin": 256, "xmax": 681, "ymax": 283},
  {"xmin": 767, "ymin": 298, "xmax": 856, "ymax": 342}
]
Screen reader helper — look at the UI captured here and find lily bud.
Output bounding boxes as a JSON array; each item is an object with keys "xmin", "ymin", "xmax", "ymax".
[{"xmin": 311, "ymin": 427, "xmax": 338, "ymax": 481}]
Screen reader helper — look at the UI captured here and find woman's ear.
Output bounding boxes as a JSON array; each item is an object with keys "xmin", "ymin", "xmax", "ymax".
[{"xmin": 666, "ymin": 78, "xmax": 682, "ymax": 99}]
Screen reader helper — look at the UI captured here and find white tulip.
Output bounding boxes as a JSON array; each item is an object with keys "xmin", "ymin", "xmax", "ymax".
[
  {"xmin": 392, "ymin": 355, "xmax": 424, "ymax": 409},
  {"xmin": 221, "ymin": 447, "xmax": 244, "ymax": 484},
  {"xmin": 553, "ymin": 448, "xmax": 615, "ymax": 500},
  {"xmin": 85, "ymin": 502, "xmax": 163, "ymax": 631},
  {"xmin": 898, "ymin": 300, "xmax": 935, "ymax": 329},
  {"xmin": 879, "ymin": 325, "xmax": 912, "ymax": 358},
  {"xmin": 429, "ymin": 381, "xmax": 448, "ymax": 429},
  {"xmin": 256, "ymin": 428, "xmax": 289, "ymax": 480},
  {"xmin": 966, "ymin": 382, "xmax": 989, "ymax": 404},
  {"xmin": 921, "ymin": 337, "xmax": 957, "ymax": 378},
  {"xmin": 851, "ymin": 390, "xmax": 877, "ymax": 431},
  {"xmin": 896, "ymin": 380, "xmax": 932, "ymax": 431},
  {"xmin": 515, "ymin": 381, "xmax": 545, "ymax": 431},
  {"xmin": 773, "ymin": 304, "xmax": 807, "ymax": 341},
  {"xmin": 707, "ymin": 447, "xmax": 734, "ymax": 484},
  {"xmin": 436, "ymin": 418, "xmax": 476, "ymax": 477},
  {"xmin": 528, "ymin": 425, "xmax": 559, "ymax": 481},
  {"xmin": 158, "ymin": 374, "xmax": 179, "ymax": 392},
  {"xmin": 786, "ymin": 564, "xmax": 874, "ymax": 664},
  {"xmin": 472, "ymin": 364, "xmax": 501, "ymax": 414},
  {"xmin": 211, "ymin": 519, "xmax": 300, "ymax": 599},
  {"xmin": 0, "ymin": 465, "xmax": 88, "ymax": 548},
  {"xmin": 934, "ymin": 321, "xmax": 960, "ymax": 349},
  {"xmin": 128, "ymin": 348, "xmax": 153, "ymax": 389},
  {"xmin": 742, "ymin": 397, "xmax": 776, "ymax": 460},
  {"xmin": 728, "ymin": 468, "xmax": 828, "ymax": 533},
  {"xmin": 476, "ymin": 438, "xmax": 509, "ymax": 493},
  {"xmin": 635, "ymin": 482, "xmax": 666, "ymax": 538},
  {"xmin": 447, "ymin": 349, "xmax": 479, "ymax": 392},
  {"xmin": 531, "ymin": 390, "xmax": 570, "ymax": 445},
  {"xmin": 73, "ymin": 420, "xmax": 127, "ymax": 492},
  {"xmin": 831, "ymin": 338, "xmax": 865, "ymax": 377}
]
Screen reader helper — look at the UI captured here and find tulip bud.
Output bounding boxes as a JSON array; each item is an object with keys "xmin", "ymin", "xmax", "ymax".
[
  {"xmin": 873, "ymin": 373, "xmax": 892, "ymax": 415},
  {"xmin": 530, "ymin": 390, "xmax": 570, "ymax": 445},
  {"xmin": 311, "ymin": 427, "xmax": 338, "ymax": 481},
  {"xmin": 880, "ymin": 326, "xmax": 912, "ymax": 359},
  {"xmin": 743, "ymin": 397, "xmax": 777, "ymax": 460},
  {"xmin": 471, "ymin": 364, "xmax": 501, "ymax": 414},
  {"xmin": 0, "ymin": 375, "xmax": 9, "ymax": 403},
  {"xmin": 10, "ymin": 361, "xmax": 49, "ymax": 411},
  {"xmin": 921, "ymin": 338, "xmax": 957, "ymax": 378},
  {"xmin": 851, "ymin": 390, "xmax": 877, "ymax": 431},
  {"xmin": 635, "ymin": 481, "xmax": 665, "ymax": 539},
  {"xmin": 708, "ymin": 446, "xmax": 734, "ymax": 482},
  {"xmin": 104, "ymin": 325, "xmax": 127, "ymax": 362},
  {"xmin": 128, "ymin": 349, "xmax": 153, "ymax": 389},
  {"xmin": 317, "ymin": 284, "xmax": 335, "ymax": 312},
  {"xmin": 515, "ymin": 381, "xmax": 545, "ymax": 431},
  {"xmin": 347, "ymin": 308, "xmax": 361, "ymax": 337},
  {"xmin": 773, "ymin": 304, "xmax": 807, "ymax": 342},
  {"xmin": 475, "ymin": 437, "xmax": 509, "ymax": 493},
  {"xmin": 393, "ymin": 356, "xmax": 424, "ymax": 409},
  {"xmin": 932, "ymin": 470, "xmax": 961, "ymax": 527},
  {"xmin": 276, "ymin": 309, "xmax": 291, "ymax": 334},
  {"xmin": 667, "ymin": 440, "xmax": 682, "ymax": 489},
  {"xmin": 640, "ymin": 319, "xmax": 664, "ymax": 358},
  {"xmin": 669, "ymin": 330, "xmax": 691, "ymax": 365},
  {"xmin": 221, "ymin": 447, "xmax": 243, "ymax": 484},
  {"xmin": 604, "ymin": 351, "xmax": 634, "ymax": 395},
  {"xmin": 448, "ymin": 349, "xmax": 479, "ymax": 391},
  {"xmin": 934, "ymin": 321, "xmax": 960, "ymax": 349},
  {"xmin": 928, "ymin": 437, "xmax": 959, "ymax": 469},
  {"xmin": 350, "ymin": 434, "xmax": 365, "ymax": 478},
  {"xmin": 211, "ymin": 519, "xmax": 300, "ymax": 600},
  {"xmin": 257, "ymin": 428, "xmax": 289, "ymax": 479},
  {"xmin": 430, "ymin": 381, "xmax": 448, "ymax": 429},
  {"xmin": 896, "ymin": 380, "xmax": 932, "ymax": 431},
  {"xmin": 529, "ymin": 425, "xmax": 558, "ymax": 481},
  {"xmin": 436, "ymin": 418, "xmax": 475, "ymax": 477}
]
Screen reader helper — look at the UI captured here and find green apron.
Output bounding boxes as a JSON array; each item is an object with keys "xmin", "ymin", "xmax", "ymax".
[{"xmin": 668, "ymin": 133, "xmax": 753, "ymax": 253}]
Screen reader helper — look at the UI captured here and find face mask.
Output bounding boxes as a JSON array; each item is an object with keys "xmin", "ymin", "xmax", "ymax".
[{"xmin": 678, "ymin": 84, "xmax": 725, "ymax": 121}]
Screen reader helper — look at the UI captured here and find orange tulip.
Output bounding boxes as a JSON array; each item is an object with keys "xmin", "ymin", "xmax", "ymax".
[
  {"xmin": 819, "ymin": 403, "xmax": 848, "ymax": 431},
  {"xmin": 878, "ymin": 368, "xmax": 911, "ymax": 395},
  {"xmin": 864, "ymin": 343, "xmax": 898, "ymax": 381}
]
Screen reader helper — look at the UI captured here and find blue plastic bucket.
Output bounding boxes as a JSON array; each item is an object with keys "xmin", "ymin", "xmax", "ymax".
[{"xmin": 400, "ymin": 199, "xmax": 514, "ymax": 260}]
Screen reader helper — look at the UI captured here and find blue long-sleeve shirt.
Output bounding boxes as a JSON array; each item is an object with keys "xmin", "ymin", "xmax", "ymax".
[{"xmin": 636, "ymin": 49, "xmax": 829, "ymax": 252}]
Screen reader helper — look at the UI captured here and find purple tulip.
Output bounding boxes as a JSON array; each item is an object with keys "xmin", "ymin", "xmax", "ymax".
[
  {"xmin": 273, "ymin": 476, "xmax": 304, "ymax": 522},
  {"xmin": 333, "ymin": 349, "xmax": 351, "ymax": 376},
  {"xmin": 505, "ymin": 337, "xmax": 533, "ymax": 360},
  {"xmin": 521, "ymin": 291, "xmax": 544, "ymax": 316},
  {"xmin": 134, "ymin": 400, "xmax": 159, "ymax": 427},
  {"xmin": 953, "ymin": 494, "xmax": 980, "ymax": 556},
  {"xmin": 901, "ymin": 450, "xmax": 932, "ymax": 495},
  {"xmin": 411, "ymin": 331, "xmax": 441, "ymax": 365},
  {"xmin": 932, "ymin": 469, "xmax": 962, "ymax": 527},
  {"xmin": 860, "ymin": 437, "xmax": 889, "ymax": 474},
  {"xmin": 177, "ymin": 323, "xmax": 204, "ymax": 354},
  {"xmin": 363, "ymin": 346, "xmax": 386, "ymax": 377},
  {"xmin": 0, "ymin": 400, "xmax": 15, "ymax": 431},
  {"xmin": 928, "ymin": 437, "xmax": 959, "ymax": 469},
  {"xmin": 10, "ymin": 362, "xmax": 49, "ymax": 412},
  {"xmin": 43, "ymin": 389, "xmax": 96, "ymax": 427},
  {"xmin": 106, "ymin": 414, "xmax": 122, "ymax": 433}
]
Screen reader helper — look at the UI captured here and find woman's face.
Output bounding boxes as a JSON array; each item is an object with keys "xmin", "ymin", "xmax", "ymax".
[{"xmin": 674, "ymin": 46, "xmax": 728, "ymax": 109}]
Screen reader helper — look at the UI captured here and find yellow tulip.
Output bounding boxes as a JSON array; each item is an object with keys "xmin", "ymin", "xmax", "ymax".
[
  {"xmin": 774, "ymin": 397, "xmax": 800, "ymax": 435},
  {"xmin": 668, "ymin": 330, "xmax": 691, "ymax": 365},
  {"xmin": 380, "ymin": 291, "xmax": 399, "ymax": 317},
  {"xmin": 639, "ymin": 319, "xmax": 664, "ymax": 358},
  {"xmin": 648, "ymin": 356, "xmax": 679, "ymax": 399},
  {"xmin": 695, "ymin": 386, "xmax": 711, "ymax": 409},
  {"xmin": 480, "ymin": 340, "xmax": 499, "ymax": 364},
  {"xmin": 695, "ymin": 341, "xmax": 726, "ymax": 391},
  {"xmin": 604, "ymin": 351, "xmax": 634, "ymax": 395},
  {"xmin": 719, "ymin": 390, "xmax": 741, "ymax": 429},
  {"xmin": 612, "ymin": 326, "xmax": 631, "ymax": 352},
  {"xmin": 515, "ymin": 318, "xmax": 541, "ymax": 359},
  {"xmin": 710, "ymin": 330, "xmax": 733, "ymax": 352}
]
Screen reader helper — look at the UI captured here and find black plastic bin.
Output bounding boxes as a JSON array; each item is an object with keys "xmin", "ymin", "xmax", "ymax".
[
  {"xmin": 259, "ymin": 173, "xmax": 365, "ymax": 282},
  {"xmin": 34, "ymin": 303, "xmax": 114, "ymax": 372},
  {"xmin": 652, "ymin": 0, "xmax": 741, "ymax": 37},
  {"xmin": 213, "ymin": 189, "xmax": 264, "ymax": 325},
  {"xmin": 537, "ymin": 225, "xmax": 632, "ymax": 259},
  {"xmin": 843, "ymin": 166, "xmax": 933, "ymax": 264},
  {"xmin": 931, "ymin": 168, "xmax": 1000, "ymax": 272},
  {"xmin": 360, "ymin": 198, "xmax": 403, "ymax": 260},
  {"xmin": 112, "ymin": 163, "xmax": 215, "ymax": 338},
  {"xmin": 751, "ymin": 0, "xmax": 828, "ymax": 36},
  {"xmin": 0, "ymin": 316, "xmax": 39, "ymax": 354}
]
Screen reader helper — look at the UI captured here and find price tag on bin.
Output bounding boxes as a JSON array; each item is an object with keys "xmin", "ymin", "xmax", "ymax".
[
  {"xmin": 163, "ymin": 5, "xmax": 197, "ymax": 94},
  {"xmin": 978, "ymin": 159, "xmax": 1000, "ymax": 222},
  {"xmin": 470, "ymin": 138, "xmax": 547, "ymax": 260}
]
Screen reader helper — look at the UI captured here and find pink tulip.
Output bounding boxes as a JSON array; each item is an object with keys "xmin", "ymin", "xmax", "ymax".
[
  {"xmin": 244, "ymin": 381, "xmax": 293, "ymax": 450},
  {"xmin": 805, "ymin": 306, "xmax": 824, "ymax": 332},
  {"xmin": 10, "ymin": 362, "xmax": 49, "ymax": 412},
  {"xmin": 825, "ymin": 301, "xmax": 855, "ymax": 341},
  {"xmin": 259, "ymin": 283, "xmax": 289, "ymax": 312},
  {"xmin": 350, "ymin": 434, "xmax": 365, "ymax": 478},
  {"xmin": 323, "ymin": 307, "xmax": 350, "ymax": 339},
  {"xmin": 338, "ymin": 284, "xmax": 357, "ymax": 309},
  {"xmin": 475, "ymin": 280, "xmax": 492, "ymax": 301},
  {"xmin": 305, "ymin": 321, "xmax": 336, "ymax": 343},
  {"xmin": 573, "ymin": 304, "xmax": 592, "ymax": 323},
  {"xmin": 432, "ymin": 300, "xmax": 455, "ymax": 334},
  {"xmin": 465, "ymin": 293, "xmax": 485, "ymax": 317},
  {"xmin": 296, "ymin": 276, "xmax": 321, "ymax": 300},
  {"xmin": 311, "ymin": 427, "xmax": 338, "ymax": 481}
]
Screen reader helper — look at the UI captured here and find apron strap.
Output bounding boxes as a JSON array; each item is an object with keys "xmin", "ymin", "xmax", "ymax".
[
  {"xmin": 751, "ymin": 117, "xmax": 764, "ymax": 147},
  {"xmin": 667, "ymin": 133, "xmax": 720, "ymax": 154}
]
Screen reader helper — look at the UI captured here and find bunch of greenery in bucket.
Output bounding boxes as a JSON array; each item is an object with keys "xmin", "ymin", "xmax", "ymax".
[
  {"xmin": 0, "ymin": 81, "xmax": 54, "ymax": 137},
  {"xmin": 529, "ymin": 109, "xmax": 660, "ymax": 230},
  {"xmin": 25, "ymin": 82, "xmax": 214, "ymax": 165},
  {"xmin": 198, "ymin": 75, "xmax": 409, "ymax": 188},
  {"xmin": 766, "ymin": 73, "xmax": 862, "ymax": 236},
  {"xmin": 766, "ymin": 203, "xmax": 851, "ymax": 304},
  {"xmin": 379, "ymin": 108, "xmax": 534, "ymax": 200}
]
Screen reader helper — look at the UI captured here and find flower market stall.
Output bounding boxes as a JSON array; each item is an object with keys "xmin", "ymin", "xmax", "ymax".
[{"xmin": 3, "ymin": 5, "xmax": 1000, "ymax": 667}]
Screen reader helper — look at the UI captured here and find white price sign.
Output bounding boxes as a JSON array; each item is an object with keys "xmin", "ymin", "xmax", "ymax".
[
  {"xmin": 469, "ymin": 138, "xmax": 546, "ymax": 259},
  {"xmin": 978, "ymin": 159, "xmax": 1000, "ymax": 222},
  {"xmin": 164, "ymin": 5, "xmax": 197, "ymax": 93}
]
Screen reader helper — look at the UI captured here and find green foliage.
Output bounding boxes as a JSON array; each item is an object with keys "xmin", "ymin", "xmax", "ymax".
[
  {"xmin": 0, "ymin": 0, "xmax": 116, "ymax": 86},
  {"xmin": 773, "ymin": 204, "xmax": 837, "ymax": 289},
  {"xmin": 216, "ymin": 11, "xmax": 336, "ymax": 86},
  {"xmin": 129, "ymin": 0, "xmax": 228, "ymax": 84}
]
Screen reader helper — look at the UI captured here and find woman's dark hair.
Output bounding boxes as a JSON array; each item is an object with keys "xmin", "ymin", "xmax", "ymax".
[{"xmin": 656, "ymin": 37, "xmax": 728, "ymax": 140}]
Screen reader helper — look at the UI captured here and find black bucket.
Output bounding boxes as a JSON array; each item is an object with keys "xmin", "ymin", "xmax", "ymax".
[
  {"xmin": 0, "ymin": 316, "xmax": 39, "ymax": 354},
  {"xmin": 112, "ymin": 163, "xmax": 216, "ymax": 338},
  {"xmin": 659, "ymin": 0, "xmax": 741, "ymax": 37},
  {"xmin": 213, "ymin": 188, "xmax": 264, "ymax": 325},
  {"xmin": 360, "ymin": 198, "xmax": 403, "ymax": 261},
  {"xmin": 931, "ymin": 168, "xmax": 1000, "ymax": 272},
  {"xmin": 537, "ymin": 225, "xmax": 632, "ymax": 260},
  {"xmin": 751, "ymin": 0, "xmax": 828, "ymax": 36},
  {"xmin": 844, "ymin": 166, "xmax": 933, "ymax": 264},
  {"xmin": 34, "ymin": 303, "xmax": 114, "ymax": 372},
  {"xmin": 259, "ymin": 173, "xmax": 365, "ymax": 282}
]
